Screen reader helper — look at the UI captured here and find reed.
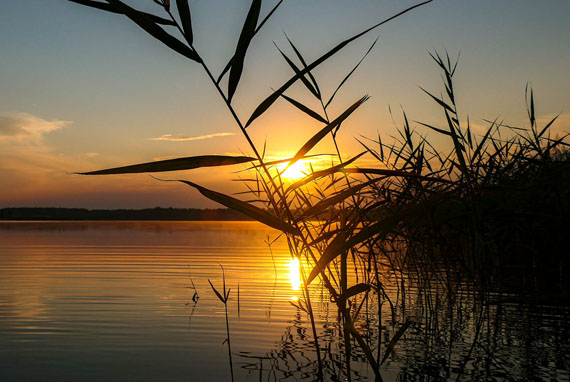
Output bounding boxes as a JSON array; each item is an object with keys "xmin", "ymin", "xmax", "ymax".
[
  {"xmin": 68, "ymin": 1, "xmax": 569, "ymax": 380},
  {"xmin": 209, "ymin": 264, "xmax": 234, "ymax": 381}
]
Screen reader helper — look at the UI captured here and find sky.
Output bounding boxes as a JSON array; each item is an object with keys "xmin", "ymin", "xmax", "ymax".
[{"xmin": 1, "ymin": 0, "xmax": 569, "ymax": 209}]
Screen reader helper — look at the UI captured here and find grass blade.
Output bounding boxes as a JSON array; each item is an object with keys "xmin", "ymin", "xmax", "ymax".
[
  {"xmin": 287, "ymin": 96, "xmax": 369, "ymax": 169},
  {"xmin": 342, "ymin": 168, "xmax": 453, "ymax": 184},
  {"xmin": 286, "ymin": 152, "xmax": 365, "ymax": 194},
  {"xmin": 176, "ymin": 0, "xmax": 194, "ymax": 45},
  {"xmin": 419, "ymin": 87, "xmax": 455, "ymax": 114},
  {"xmin": 300, "ymin": 178, "xmax": 377, "ymax": 220},
  {"xmin": 526, "ymin": 85, "xmax": 535, "ymax": 128},
  {"xmin": 69, "ymin": 0, "xmax": 176, "ymax": 25},
  {"xmin": 176, "ymin": 180, "xmax": 300, "ymax": 235},
  {"xmin": 280, "ymin": 93, "xmax": 327, "ymax": 123},
  {"xmin": 227, "ymin": 0, "xmax": 261, "ymax": 102},
  {"xmin": 245, "ymin": 0, "xmax": 432, "ymax": 127},
  {"xmin": 274, "ymin": 43, "xmax": 320, "ymax": 98},
  {"xmin": 106, "ymin": 0, "xmax": 201, "ymax": 62},
  {"xmin": 538, "ymin": 114, "xmax": 559, "ymax": 139},
  {"xmin": 208, "ymin": 279, "xmax": 226, "ymax": 303},
  {"xmin": 415, "ymin": 121, "xmax": 451, "ymax": 136},
  {"xmin": 243, "ymin": 154, "xmax": 332, "ymax": 172},
  {"xmin": 284, "ymin": 32, "xmax": 321, "ymax": 98},
  {"xmin": 341, "ymin": 283, "xmax": 371, "ymax": 300},
  {"xmin": 308, "ymin": 209, "xmax": 408, "ymax": 284},
  {"xmin": 78, "ymin": 155, "xmax": 256, "ymax": 175},
  {"xmin": 325, "ymin": 37, "xmax": 378, "ymax": 109},
  {"xmin": 217, "ymin": 0, "xmax": 283, "ymax": 84}
]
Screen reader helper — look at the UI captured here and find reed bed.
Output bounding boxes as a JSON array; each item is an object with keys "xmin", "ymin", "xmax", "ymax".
[{"xmin": 69, "ymin": 0, "xmax": 569, "ymax": 380}]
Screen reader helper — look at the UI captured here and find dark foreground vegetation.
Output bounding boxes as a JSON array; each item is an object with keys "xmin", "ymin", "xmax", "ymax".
[
  {"xmin": 0, "ymin": 207, "xmax": 250, "ymax": 221},
  {"xmin": 62, "ymin": 0, "xmax": 569, "ymax": 380}
]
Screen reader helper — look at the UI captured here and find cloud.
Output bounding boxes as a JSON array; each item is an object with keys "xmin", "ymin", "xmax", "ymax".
[
  {"xmin": 149, "ymin": 132, "xmax": 234, "ymax": 142},
  {"xmin": 0, "ymin": 112, "xmax": 70, "ymax": 143},
  {"xmin": 0, "ymin": 114, "xmax": 241, "ymax": 209}
]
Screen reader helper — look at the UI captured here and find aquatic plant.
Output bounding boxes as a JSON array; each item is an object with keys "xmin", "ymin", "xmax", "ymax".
[
  {"xmin": 209, "ymin": 264, "xmax": 234, "ymax": 381},
  {"xmin": 67, "ymin": 0, "xmax": 569, "ymax": 380}
]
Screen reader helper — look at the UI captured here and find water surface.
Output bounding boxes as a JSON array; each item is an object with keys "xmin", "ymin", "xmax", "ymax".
[{"xmin": 1, "ymin": 221, "xmax": 568, "ymax": 381}]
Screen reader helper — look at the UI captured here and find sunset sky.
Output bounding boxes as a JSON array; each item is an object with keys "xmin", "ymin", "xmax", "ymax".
[{"xmin": 1, "ymin": 0, "xmax": 569, "ymax": 208}]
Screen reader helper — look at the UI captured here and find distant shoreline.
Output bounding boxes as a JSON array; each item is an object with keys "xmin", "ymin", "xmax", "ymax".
[{"xmin": 0, "ymin": 207, "xmax": 252, "ymax": 221}]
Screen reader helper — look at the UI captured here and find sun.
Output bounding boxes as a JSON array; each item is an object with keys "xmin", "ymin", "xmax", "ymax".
[{"xmin": 277, "ymin": 160, "xmax": 312, "ymax": 182}]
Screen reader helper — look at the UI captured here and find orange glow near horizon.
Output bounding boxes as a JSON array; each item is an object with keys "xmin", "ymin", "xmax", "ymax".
[{"xmin": 276, "ymin": 158, "xmax": 320, "ymax": 182}]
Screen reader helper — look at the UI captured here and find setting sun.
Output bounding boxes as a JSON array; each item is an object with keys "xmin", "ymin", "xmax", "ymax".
[{"xmin": 276, "ymin": 159, "xmax": 316, "ymax": 182}]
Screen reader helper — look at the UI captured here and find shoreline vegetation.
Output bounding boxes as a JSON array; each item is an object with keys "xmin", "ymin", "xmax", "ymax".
[
  {"xmin": 0, "ymin": 207, "xmax": 252, "ymax": 221},
  {"xmin": 54, "ymin": 0, "xmax": 569, "ymax": 380}
]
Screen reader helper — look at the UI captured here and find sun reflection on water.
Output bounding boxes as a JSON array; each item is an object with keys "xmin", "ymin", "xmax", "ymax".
[{"xmin": 288, "ymin": 257, "xmax": 301, "ymax": 293}]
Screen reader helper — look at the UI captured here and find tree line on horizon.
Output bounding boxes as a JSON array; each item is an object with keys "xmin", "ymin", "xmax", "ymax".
[{"xmin": 0, "ymin": 207, "xmax": 252, "ymax": 221}]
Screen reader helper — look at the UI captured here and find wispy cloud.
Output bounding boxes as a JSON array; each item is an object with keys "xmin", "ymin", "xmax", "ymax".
[
  {"xmin": 149, "ymin": 132, "xmax": 234, "ymax": 142},
  {"xmin": 0, "ymin": 112, "xmax": 70, "ymax": 143}
]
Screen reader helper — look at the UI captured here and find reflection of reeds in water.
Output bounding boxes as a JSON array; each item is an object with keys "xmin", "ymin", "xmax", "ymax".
[
  {"xmin": 69, "ymin": 0, "xmax": 569, "ymax": 380},
  {"xmin": 234, "ymin": 275, "xmax": 569, "ymax": 381},
  {"xmin": 209, "ymin": 264, "xmax": 234, "ymax": 381}
]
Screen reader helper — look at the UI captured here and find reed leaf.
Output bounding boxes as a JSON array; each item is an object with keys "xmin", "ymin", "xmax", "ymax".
[
  {"xmin": 341, "ymin": 283, "xmax": 371, "ymax": 300},
  {"xmin": 526, "ymin": 84, "xmax": 535, "ymax": 128},
  {"xmin": 217, "ymin": 0, "xmax": 283, "ymax": 84},
  {"xmin": 309, "ymin": 195, "xmax": 447, "ymax": 285},
  {"xmin": 444, "ymin": 109, "xmax": 469, "ymax": 176},
  {"xmin": 283, "ymin": 32, "xmax": 321, "ymax": 99},
  {"xmin": 538, "ymin": 114, "xmax": 559, "ymax": 139},
  {"xmin": 299, "ymin": 177, "xmax": 377, "ymax": 220},
  {"xmin": 227, "ymin": 0, "xmax": 261, "ymax": 102},
  {"xmin": 419, "ymin": 87, "xmax": 455, "ymax": 114},
  {"xmin": 69, "ymin": 0, "xmax": 176, "ymax": 25},
  {"xmin": 280, "ymin": 93, "xmax": 327, "ymax": 123},
  {"xmin": 208, "ymin": 279, "xmax": 226, "ymax": 303},
  {"xmin": 245, "ymin": 154, "xmax": 332, "ymax": 170},
  {"xmin": 308, "ymin": 211, "xmax": 405, "ymax": 284},
  {"xmin": 274, "ymin": 44, "xmax": 320, "ymax": 99},
  {"xmin": 287, "ymin": 96, "xmax": 369, "ymax": 170},
  {"xmin": 105, "ymin": 0, "xmax": 201, "ymax": 62},
  {"xmin": 176, "ymin": 0, "xmax": 193, "ymax": 45},
  {"xmin": 286, "ymin": 152, "xmax": 365, "ymax": 194},
  {"xmin": 78, "ymin": 155, "xmax": 256, "ymax": 175},
  {"xmin": 177, "ymin": 180, "xmax": 300, "ymax": 235},
  {"xmin": 308, "ymin": 229, "xmax": 340, "ymax": 247},
  {"xmin": 472, "ymin": 119, "xmax": 498, "ymax": 163},
  {"xmin": 245, "ymin": 0, "xmax": 432, "ymax": 127},
  {"xmin": 356, "ymin": 137, "xmax": 382, "ymax": 162},
  {"xmin": 325, "ymin": 37, "xmax": 378, "ymax": 109}
]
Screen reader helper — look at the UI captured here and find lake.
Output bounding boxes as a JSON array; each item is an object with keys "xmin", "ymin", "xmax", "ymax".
[{"xmin": 1, "ymin": 221, "xmax": 569, "ymax": 381}]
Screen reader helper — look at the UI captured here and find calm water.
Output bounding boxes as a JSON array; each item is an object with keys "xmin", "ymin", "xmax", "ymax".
[{"xmin": 1, "ymin": 221, "xmax": 569, "ymax": 381}]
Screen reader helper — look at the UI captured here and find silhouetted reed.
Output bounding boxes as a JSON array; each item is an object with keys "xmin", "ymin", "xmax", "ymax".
[
  {"xmin": 209, "ymin": 263, "xmax": 234, "ymax": 381},
  {"xmin": 69, "ymin": 1, "xmax": 569, "ymax": 380}
]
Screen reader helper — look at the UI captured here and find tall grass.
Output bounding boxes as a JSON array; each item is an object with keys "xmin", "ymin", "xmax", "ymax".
[{"xmin": 69, "ymin": 1, "xmax": 569, "ymax": 380}]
